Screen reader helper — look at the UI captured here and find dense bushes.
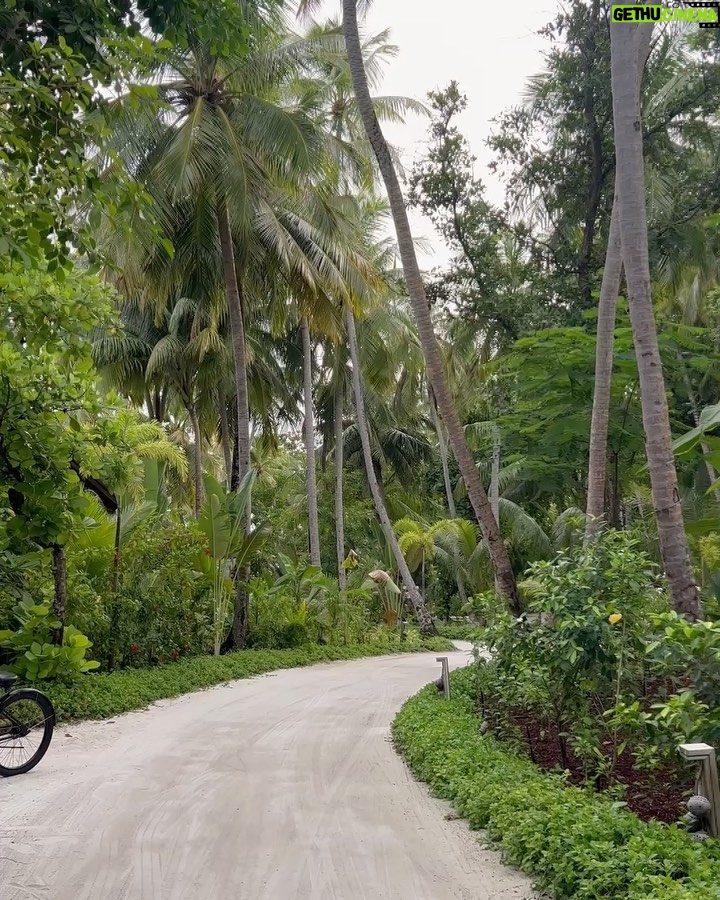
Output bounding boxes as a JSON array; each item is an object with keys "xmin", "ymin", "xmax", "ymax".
[
  {"xmin": 98, "ymin": 520, "xmax": 214, "ymax": 668},
  {"xmin": 436, "ymin": 622, "xmax": 482, "ymax": 641},
  {"xmin": 473, "ymin": 532, "xmax": 720, "ymax": 811},
  {"xmin": 0, "ymin": 502, "xmax": 447, "ymax": 683},
  {"xmin": 394, "ymin": 667, "xmax": 720, "ymax": 900},
  {"xmin": 44, "ymin": 637, "xmax": 452, "ymax": 722}
]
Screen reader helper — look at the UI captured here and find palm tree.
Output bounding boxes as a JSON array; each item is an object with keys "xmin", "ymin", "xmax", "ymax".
[
  {"xmin": 301, "ymin": 316, "xmax": 322, "ymax": 567},
  {"xmin": 343, "ymin": 297, "xmax": 434, "ymax": 503},
  {"xmin": 610, "ymin": 19, "xmax": 699, "ymax": 618},
  {"xmin": 341, "ymin": 0, "xmax": 520, "ymax": 613},
  {"xmin": 302, "ymin": 20, "xmax": 429, "ymax": 590},
  {"xmin": 333, "ymin": 350, "xmax": 348, "ymax": 589},
  {"xmin": 320, "ymin": 341, "xmax": 350, "ymax": 588},
  {"xmin": 345, "ymin": 305, "xmax": 434, "ymax": 633},
  {"xmin": 586, "ymin": 29, "xmax": 658, "ymax": 544},
  {"xmin": 93, "ymin": 293, "xmax": 226, "ymax": 518},
  {"xmin": 79, "ymin": 409, "xmax": 188, "ymax": 594},
  {"xmin": 110, "ymin": 27, "xmax": 381, "ymax": 644},
  {"xmin": 585, "ymin": 194, "xmax": 623, "ymax": 542}
]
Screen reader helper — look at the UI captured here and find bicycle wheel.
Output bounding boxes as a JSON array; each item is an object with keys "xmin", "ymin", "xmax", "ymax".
[{"xmin": 0, "ymin": 689, "xmax": 55, "ymax": 777}]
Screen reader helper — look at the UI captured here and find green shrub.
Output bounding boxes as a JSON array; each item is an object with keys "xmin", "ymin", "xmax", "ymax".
[
  {"xmin": 102, "ymin": 519, "xmax": 214, "ymax": 668},
  {"xmin": 609, "ymin": 612, "xmax": 720, "ymax": 760},
  {"xmin": 0, "ymin": 600, "xmax": 99, "ymax": 681},
  {"xmin": 436, "ymin": 622, "xmax": 482, "ymax": 641},
  {"xmin": 475, "ymin": 531, "xmax": 678, "ymax": 781},
  {"xmin": 43, "ymin": 638, "xmax": 453, "ymax": 722},
  {"xmin": 247, "ymin": 565, "xmax": 374, "ymax": 649},
  {"xmin": 393, "ymin": 668, "xmax": 720, "ymax": 900}
]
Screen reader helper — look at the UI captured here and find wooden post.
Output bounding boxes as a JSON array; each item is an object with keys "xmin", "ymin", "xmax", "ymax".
[
  {"xmin": 436, "ymin": 656, "xmax": 450, "ymax": 700},
  {"xmin": 679, "ymin": 743, "xmax": 720, "ymax": 837}
]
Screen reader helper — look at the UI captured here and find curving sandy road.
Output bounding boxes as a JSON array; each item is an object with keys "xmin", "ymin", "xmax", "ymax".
[{"xmin": 0, "ymin": 645, "xmax": 535, "ymax": 899}]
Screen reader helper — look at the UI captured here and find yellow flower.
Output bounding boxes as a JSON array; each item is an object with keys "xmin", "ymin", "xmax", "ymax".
[{"xmin": 608, "ymin": 612, "xmax": 623, "ymax": 626}]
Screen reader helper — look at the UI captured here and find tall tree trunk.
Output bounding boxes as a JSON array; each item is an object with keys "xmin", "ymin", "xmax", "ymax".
[
  {"xmin": 301, "ymin": 318, "xmax": 322, "ymax": 568},
  {"xmin": 345, "ymin": 307, "xmax": 435, "ymax": 634},
  {"xmin": 230, "ymin": 410, "xmax": 240, "ymax": 493},
  {"xmin": 51, "ymin": 544, "xmax": 67, "ymax": 645},
  {"xmin": 343, "ymin": 0, "xmax": 519, "ymax": 614},
  {"xmin": 372, "ymin": 458, "xmax": 386, "ymax": 507},
  {"xmin": 429, "ymin": 384, "xmax": 467, "ymax": 604},
  {"xmin": 188, "ymin": 403, "xmax": 203, "ymax": 519},
  {"xmin": 611, "ymin": 20, "xmax": 699, "ymax": 619},
  {"xmin": 578, "ymin": 0, "xmax": 604, "ymax": 310},
  {"xmin": 429, "ymin": 385, "xmax": 456, "ymax": 518},
  {"xmin": 217, "ymin": 200, "xmax": 252, "ymax": 647},
  {"xmin": 334, "ymin": 368, "xmax": 347, "ymax": 592},
  {"xmin": 219, "ymin": 389, "xmax": 232, "ymax": 490},
  {"xmin": 586, "ymin": 196, "xmax": 623, "ymax": 542},
  {"xmin": 586, "ymin": 30, "xmax": 653, "ymax": 544},
  {"xmin": 490, "ymin": 426, "xmax": 501, "ymax": 526}
]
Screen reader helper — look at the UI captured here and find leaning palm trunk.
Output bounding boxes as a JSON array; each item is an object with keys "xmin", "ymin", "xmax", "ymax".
[
  {"xmin": 490, "ymin": 426, "xmax": 501, "ymax": 526},
  {"xmin": 343, "ymin": 0, "xmax": 519, "ymax": 614},
  {"xmin": 585, "ymin": 195, "xmax": 623, "ymax": 543},
  {"xmin": 345, "ymin": 307, "xmax": 435, "ymax": 634},
  {"xmin": 334, "ymin": 369, "xmax": 347, "ymax": 592},
  {"xmin": 217, "ymin": 201, "xmax": 252, "ymax": 646},
  {"xmin": 301, "ymin": 318, "xmax": 322, "ymax": 567},
  {"xmin": 611, "ymin": 21, "xmax": 699, "ymax": 619},
  {"xmin": 429, "ymin": 385, "xmax": 457, "ymax": 519},
  {"xmin": 428, "ymin": 385, "xmax": 466, "ymax": 603}
]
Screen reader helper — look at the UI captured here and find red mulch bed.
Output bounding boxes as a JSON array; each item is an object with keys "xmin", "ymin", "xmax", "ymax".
[{"xmin": 503, "ymin": 710, "xmax": 694, "ymax": 824}]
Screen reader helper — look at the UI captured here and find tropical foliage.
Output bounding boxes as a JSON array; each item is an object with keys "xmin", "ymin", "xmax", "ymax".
[{"xmin": 1, "ymin": 0, "xmax": 720, "ymax": 847}]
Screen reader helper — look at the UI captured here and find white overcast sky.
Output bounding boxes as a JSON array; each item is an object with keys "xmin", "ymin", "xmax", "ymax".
[{"xmin": 313, "ymin": 0, "xmax": 560, "ymax": 268}]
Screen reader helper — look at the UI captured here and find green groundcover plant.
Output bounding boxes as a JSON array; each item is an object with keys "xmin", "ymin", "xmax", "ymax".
[
  {"xmin": 393, "ymin": 667, "xmax": 720, "ymax": 900},
  {"xmin": 42, "ymin": 638, "xmax": 452, "ymax": 722}
]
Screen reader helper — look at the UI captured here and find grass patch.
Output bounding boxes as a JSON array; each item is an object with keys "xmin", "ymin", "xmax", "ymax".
[
  {"xmin": 436, "ymin": 622, "xmax": 482, "ymax": 641},
  {"xmin": 393, "ymin": 667, "xmax": 720, "ymax": 900},
  {"xmin": 44, "ymin": 638, "xmax": 452, "ymax": 722}
]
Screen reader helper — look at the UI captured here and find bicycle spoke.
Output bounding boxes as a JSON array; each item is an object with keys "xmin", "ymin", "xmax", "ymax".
[{"xmin": 0, "ymin": 697, "xmax": 53, "ymax": 774}]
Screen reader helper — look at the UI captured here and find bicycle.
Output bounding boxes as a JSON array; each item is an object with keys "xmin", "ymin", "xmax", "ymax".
[{"xmin": 0, "ymin": 671, "xmax": 55, "ymax": 777}]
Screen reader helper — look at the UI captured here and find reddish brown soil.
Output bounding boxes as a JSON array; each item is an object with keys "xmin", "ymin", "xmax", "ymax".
[{"xmin": 504, "ymin": 710, "xmax": 694, "ymax": 824}]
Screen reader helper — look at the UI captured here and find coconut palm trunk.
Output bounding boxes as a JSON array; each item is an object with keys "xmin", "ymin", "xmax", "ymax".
[
  {"xmin": 428, "ymin": 384, "xmax": 467, "ymax": 603},
  {"xmin": 301, "ymin": 318, "xmax": 322, "ymax": 567},
  {"xmin": 345, "ymin": 307, "xmax": 435, "ymax": 634},
  {"xmin": 586, "ymin": 33, "xmax": 652, "ymax": 544},
  {"xmin": 188, "ymin": 402, "xmax": 203, "ymax": 518},
  {"xmin": 219, "ymin": 388, "xmax": 233, "ymax": 490},
  {"xmin": 610, "ymin": 20, "xmax": 699, "ymax": 619},
  {"xmin": 334, "ymin": 365, "xmax": 347, "ymax": 591},
  {"xmin": 585, "ymin": 195, "xmax": 623, "ymax": 543},
  {"xmin": 343, "ymin": 0, "xmax": 519, "ymax": 614},
  {"xmin": 218, "ymin": 203, "xmax": 251, "ymax": 492},
  {"xmin": 490, "ymin": 426, "xmax": 501, "ymax": 526},
  {"xmin": 217, "ymin": 200, "xmax": 252, "ymax": 646},
  {"xmin": 429, "ymin": 385, "xmax": 456, "ymax": 518}
]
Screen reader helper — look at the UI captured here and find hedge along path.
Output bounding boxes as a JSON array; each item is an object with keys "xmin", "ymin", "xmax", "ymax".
[
  {"xmin": 0, "ymin": 644, "xmax": 538, "ymax": 899},
  {"xmin": 43, "ymin": 639, "xmax": 453, "ymax": 722},
  {"xmin": 393, "ymin": 667, "xmax": 720, "ymax": 900}
]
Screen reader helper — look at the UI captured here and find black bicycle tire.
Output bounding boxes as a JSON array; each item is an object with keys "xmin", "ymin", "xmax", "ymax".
[{"xmin": 0, "ymin": 689, "xmax": 55, "ymax": 777}]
